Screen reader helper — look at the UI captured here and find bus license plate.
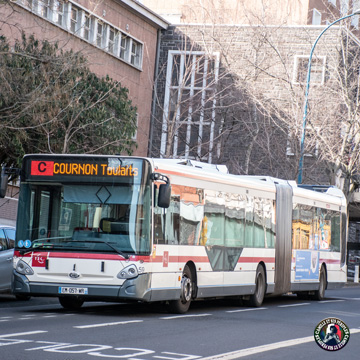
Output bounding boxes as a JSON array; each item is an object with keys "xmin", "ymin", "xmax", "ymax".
[{"xmin": 59, "ymin": 287, "xmax": 88, "ymax": 295}]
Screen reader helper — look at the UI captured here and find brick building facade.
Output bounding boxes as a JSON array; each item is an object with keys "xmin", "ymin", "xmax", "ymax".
[
  {"xmin": 0, "ymin": 0, "xmax": 168, "ymax": 224},
  {"xmin": 1, "ymin": 0, "xmax": 168, "ymax": 157}
]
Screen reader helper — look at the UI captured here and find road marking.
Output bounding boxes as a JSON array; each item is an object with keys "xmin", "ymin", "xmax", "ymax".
[
  {"xmin": 153, "ymin": 352, "xmax": 201, "ymax": 359},
  {"xmin": 74, "ymin": 320, "xmax": 143, "ymax": 329},
  {"xmin": 278, "ymin": 303, "xmax": 309, "ymax": 308},
  {"xmin": 318, "ymin": 300, "xmax": 345, "ymax": 303},
  {"xmin": 161, "ymin": 314, "xmax": 212, "ymax": 320},
  {"xmin": 26, "ymin": 341, "xmax": 71, "ymax": 351},
  {"xmin": 226, "ymin": 308, "xmax": 267, "ymax": 313},
  {"xmin": 0, "ymin": 331, "xmax": 47, "ymax": 338},
  {"xmin": 200, "ymin": 329, "xmax": 360, "ymax": 360},
  {"xmin": 320, "ymin": 310, "xmax": 360, "ymax": 317}
]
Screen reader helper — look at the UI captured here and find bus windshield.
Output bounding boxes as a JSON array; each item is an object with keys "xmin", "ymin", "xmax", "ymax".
[{"xmin": 15, "ymin": 156, "xmax": 152, "ymax": 256}]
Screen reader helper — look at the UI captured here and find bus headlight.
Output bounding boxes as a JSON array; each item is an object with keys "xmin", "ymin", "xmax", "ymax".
[
  {"xmin": 15, "ymin": 260, "xmax": 34, "ymax": 275},
  {"xmin": 117, "ymin": 264, "xmax": 138, "ymax": 279}
]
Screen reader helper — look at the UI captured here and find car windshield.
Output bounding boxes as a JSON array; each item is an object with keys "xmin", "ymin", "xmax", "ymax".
[{"xmin": 15, "ymin": 182, "xmax": 152, "ymax": 255}]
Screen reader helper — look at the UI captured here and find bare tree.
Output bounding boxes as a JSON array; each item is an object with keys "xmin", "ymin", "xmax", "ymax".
[{"xmin": 149, "ymin": 0, "xmax": 360, "ymax": 202}]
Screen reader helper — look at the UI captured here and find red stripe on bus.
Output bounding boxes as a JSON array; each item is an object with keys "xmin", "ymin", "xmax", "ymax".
[
  {"xmin": 14, "ymin": 252, "xmax": 279, "ymax": 265},
  {"xmin": 320, "ymin": 258, "xmax": 340, "ymax": 264}
]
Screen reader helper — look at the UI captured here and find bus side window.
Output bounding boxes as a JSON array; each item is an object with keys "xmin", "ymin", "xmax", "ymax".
[
  {"xmin": 154, "ymin": 193, "xmax": 179, "ymax": 245},
  {"xmin": 154, "ymin": 208, "xmax": 164, "ymax": 243}
]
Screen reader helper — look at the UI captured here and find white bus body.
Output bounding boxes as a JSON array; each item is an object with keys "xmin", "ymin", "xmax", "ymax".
[{"xmin": 12, "ymin": 155, "xmax": 347, "ymax": 312}]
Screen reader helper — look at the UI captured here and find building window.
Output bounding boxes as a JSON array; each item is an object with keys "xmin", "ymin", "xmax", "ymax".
[
  {"xmin": 293, "ymin": 55, "xmax": 326, "ymax": 85},
  {"xmin": 16, "ymin": 0, "xmax": 143, "ymax": 69},
  {"xmin": 119, "ymin": 35, "xmax": 130, "ymax": 61},
  {"xmin": 108, "ymin": 28, "xmax": 116, "ymax": 54},
  {"xmin": 312, "ymin": 9, "xmax": 322, "ymax": 25},
  {"xmin": 83, "ymin": 13, "xmax": 91, "ymax": 41},
  {"xmin": 161, "ymin": 51, "xmax": 220, "ymax": 162},
  {"xmin": 70, "ymin": 7, "xmax": 79, "ymax": 33},
  {"xmin": 130, "ymin": 41, "xmax": 142, "ymax": 67},
  {"xmin": 96, "ymin": 21, "xmax": 104, "ymax": 47},
  {"xmin": 54, "ymin": 0, "xmax": 64, "ymax": 27},
  {"xmin": 39, "ymin": 0, "xmax": 50, "ymax": 18}
]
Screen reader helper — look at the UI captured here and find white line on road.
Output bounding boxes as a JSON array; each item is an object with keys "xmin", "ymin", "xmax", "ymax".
[
  {"xmin": 161, "ymin": 314, "xmax": 212, "ymax": 320},
  {"xmin": 0, "ymin": 331, "xmax": 47, "ymax": 338},
  {"xmin": 278, "ymin": 303, "xmax": 310, "ymax": 308},
  {"xmin": 200, "ymin": 329, "xmax": 360, "ymax": 360},
  {"xmin": 320, "ymin": 310, "xmax": 360, "ymax": 317},
  {"xmin": 74, "ymin": 320, "xmax": 143, "ymax": 329},
  {"xmin": 226, "ymin": 307, "xmax": 267, "ymax": 313},
  {"xmin": 318, "ymin": 300, "xmax": 345, "ymax": 303}
]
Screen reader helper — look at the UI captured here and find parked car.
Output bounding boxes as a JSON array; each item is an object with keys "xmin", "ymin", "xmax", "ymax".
[{"xmin": 0, "ymin": 225, "xmax": 30, "ymax": 300}]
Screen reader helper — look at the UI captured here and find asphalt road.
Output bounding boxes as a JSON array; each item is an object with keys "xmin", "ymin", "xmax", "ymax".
[{"xmin": 1, "ymin": 285, "xmax": 360, "ymax": 360}]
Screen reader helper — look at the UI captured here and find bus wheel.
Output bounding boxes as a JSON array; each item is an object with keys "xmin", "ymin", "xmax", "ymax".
[
  {"xmin": 59, "ymin": 296, "xmax": 84, "ymax": 310},
  {"xmin": 246, "ymin": 265, "xmax": 266, "ymax": 307},
  {"xmin": 313, "ymin": 267, "xmax": 326, "ymax": 301},
  {"xmin": 168, "ymin": 265, "xmax": 193, "ymax": 314}
]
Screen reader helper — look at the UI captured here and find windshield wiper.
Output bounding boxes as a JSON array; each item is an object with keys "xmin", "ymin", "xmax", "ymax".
[
  {"xmin": 66, "ymin": 240, "xmax": 130, "ymax": 259},
  {"xmin": 18, "ymin": 243, "xmax": 69, "ymax": 255}
]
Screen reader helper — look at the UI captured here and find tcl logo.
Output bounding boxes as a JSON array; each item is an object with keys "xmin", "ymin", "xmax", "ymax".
[{"xmin": 31, "ymin": 161, "xmax": 54, "ymax": 176}]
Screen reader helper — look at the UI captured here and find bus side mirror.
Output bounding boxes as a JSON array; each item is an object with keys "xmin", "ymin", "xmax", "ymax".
[
  {"xmin": 0, "ymin": 170, "xmax": 8, "ymax": 198},
  {"xmin": 158, "ymin": 184, "xmax": 171, "ymax": 208}
]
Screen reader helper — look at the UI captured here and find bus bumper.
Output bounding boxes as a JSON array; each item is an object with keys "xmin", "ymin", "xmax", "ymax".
[{"xmin": 12, "ymin": 271, "xmax": 153, "ymax": 302}]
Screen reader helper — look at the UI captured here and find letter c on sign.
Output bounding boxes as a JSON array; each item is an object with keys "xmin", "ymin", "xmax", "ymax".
[{"xmin": 39, "ymin": 162, "xmax": 47, "ymax": 173}]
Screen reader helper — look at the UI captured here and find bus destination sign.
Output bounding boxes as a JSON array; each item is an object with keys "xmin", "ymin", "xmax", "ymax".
[{"xmin": 30, "ymin": 160, "xmax": 139, "ymax": 178}]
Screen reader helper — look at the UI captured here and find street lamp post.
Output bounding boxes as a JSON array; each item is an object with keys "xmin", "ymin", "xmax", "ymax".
[{"xmin": 297, "ymin": 10, "xmax": 360, "ymax": 184}]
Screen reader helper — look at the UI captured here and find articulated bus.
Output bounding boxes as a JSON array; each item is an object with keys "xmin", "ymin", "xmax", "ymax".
[{"xmin": 4, "ymin": 154, "xmax": 347, "ymax": 313}]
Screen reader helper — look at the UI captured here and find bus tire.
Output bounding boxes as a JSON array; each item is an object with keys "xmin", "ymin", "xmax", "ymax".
[
  {"xmin": 313, "ymin": 266, "xmax": 326, "ymax": 301},
  {"xmin": 59, "ymin": 296, "xmax": 84, "ymax": 310},
  {"xmin": 168, "ymin": 265, "xmax": 193, "ymax": 314},
  {"xmin": 246, "ymin": 265, "xmax": 266, "ymax": 307}
]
